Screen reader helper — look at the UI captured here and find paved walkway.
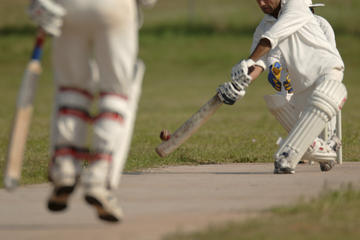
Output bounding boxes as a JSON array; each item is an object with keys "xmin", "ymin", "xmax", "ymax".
[{"xmin": 1, "ymin": 162, "xmax": 360, "ymax": 240}]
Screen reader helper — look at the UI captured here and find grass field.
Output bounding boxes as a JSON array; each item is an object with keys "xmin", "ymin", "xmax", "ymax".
[
  {"xmin": 0, "ymin": 0, "xmax": 359, "ymax": 239},
  {"xmin": 0, "ymin": 0, "xmax": 359, "ymax": 186},
  {"xmin": 165, "ymin": 185, "xmax": 360, "ymax": 240}
]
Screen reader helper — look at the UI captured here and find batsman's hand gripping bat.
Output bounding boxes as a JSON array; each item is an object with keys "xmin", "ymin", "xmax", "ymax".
[
  {"xmin": 4, "ymin": 29, "xmax": 46, "ymax": 191},
  {"xmin": 155, "ymin": 94, "xmax": 223, "ymax": 157}
]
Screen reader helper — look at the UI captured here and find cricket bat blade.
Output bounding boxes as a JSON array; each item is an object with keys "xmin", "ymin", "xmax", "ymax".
[
  {"xmin": 4, "ymin": 60, "xmax": 42, "ymax": 191},
  {"xmin": 155, "ymin": 94, "xmax": 223, "ymax": 157}
]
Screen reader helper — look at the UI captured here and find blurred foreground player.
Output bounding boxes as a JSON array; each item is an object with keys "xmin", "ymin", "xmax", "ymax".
[{"xmin": 28, "ymin": 0, "xmax": 156, "ymax": 222}]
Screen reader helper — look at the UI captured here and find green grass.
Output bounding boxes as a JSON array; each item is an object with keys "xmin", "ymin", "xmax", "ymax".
[
  {"xmin": 0, "ymin": 0, "xmax": 359, "ymax": 186},
  {"xmin": 164, "ymin": 186, "xmax": 360, "ymax": 240}
]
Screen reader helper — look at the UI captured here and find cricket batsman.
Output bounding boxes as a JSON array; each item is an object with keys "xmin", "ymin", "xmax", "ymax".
[
  {"xmin": 264, "ymin": 0, "xmax": 342, "ymax": 171},
  {"xmin": 217, "ymin": 0, "xmax": 347, "ymax": 174},
  {"xmin": 27, "ymin": 0, "xmax": 156, "ymax": 222}
]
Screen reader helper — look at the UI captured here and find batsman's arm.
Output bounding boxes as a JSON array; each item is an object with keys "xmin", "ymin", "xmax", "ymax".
[
  {"xmin": 4, "ymin": 29, "xmax": 46, "ymax": 191},
  {"xmin": 155, "ymin": 94, "xmax": 223, "ymax": 157},
  {"xmin": 249, "ymin": 38, "xmax": 272, "ymax": 62},
  {"xmin": 249, "ymin": 65, "xmax": 263, "ymax": 80}
]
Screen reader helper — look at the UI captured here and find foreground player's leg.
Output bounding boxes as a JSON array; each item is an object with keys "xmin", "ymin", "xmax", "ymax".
[
  {"xmin": 81, "ymin": 5, "xmax": 139, "ymax": 222},
  {"xmin": 48, "ymin": 23, "xmax": 94, "ymax": 211},
  {"xmin": 48, "ymin": 87, "xmax": 93, "ymax": 211},
  {"xmin": 82, "ymin": 92, "xmax": 129, "ymax": 222},
  {"xmin": 82, "ymin": 60, "xmax": 144, "ymax": 222}
]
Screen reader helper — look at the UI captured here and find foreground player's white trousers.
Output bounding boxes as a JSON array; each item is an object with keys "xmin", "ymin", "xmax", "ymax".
[
  {"xmin": 50, "ymin": 0, "xmax": 139, "ymax": 189},
  {"xmin": 53, "ymin": 0, "xmax": 138, "ymax": 94}
]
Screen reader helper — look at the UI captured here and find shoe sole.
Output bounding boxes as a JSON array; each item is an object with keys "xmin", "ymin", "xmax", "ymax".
[
  {"xmin": 48, "ymin": 186, "xmax": 75, "ymax": 212},
  {"xmin": 84, "ymin": 195, "xmax": 121, "ymax": 223},
  {"xmin": 320, "ymin": 162, "xmax": 335, "ymax": 172},
  {"xmin": 274, "ymin": 168, "xmax": 295, "ymax": 174}
]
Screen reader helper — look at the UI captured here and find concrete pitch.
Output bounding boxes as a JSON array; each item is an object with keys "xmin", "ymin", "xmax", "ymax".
[{"xmin": 1, "ymin": 162, "xmax": 360, "ymax": 240}]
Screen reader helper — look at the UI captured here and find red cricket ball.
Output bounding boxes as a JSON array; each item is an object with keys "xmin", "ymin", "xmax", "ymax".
[{"xmin": 160, "ymin": 129, "xmax": 171, "ymax": 141}]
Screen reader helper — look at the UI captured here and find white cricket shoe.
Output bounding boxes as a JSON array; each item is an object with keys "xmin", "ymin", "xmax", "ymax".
[
  {"xmin": 81, "ymin": 160, "xmax": 123, "ymax": 223},
  {"xmin": 274, "ymin": 146, "xmax": 297, "ymax": 174},
  {"xmin": 319, "ymin": 160, "xmax": 336, "ymax": 172},
  {"xmin": 84, "ymin": 186, "xmax": 123, "ymax": 223},
  {"xmin": 273, "ymin": 164, "xmax": 295, "ymax": 174},
  {"xmin": 303, "ymin": 136, "xmax": 341, "ymax": 172},
  {"xmin": 47, "ymin": 156, "xmax": 81, "ymax": 211},
  {"xmin": 274, "ymin": 155, "xmax": 295, "ymax": 174}
]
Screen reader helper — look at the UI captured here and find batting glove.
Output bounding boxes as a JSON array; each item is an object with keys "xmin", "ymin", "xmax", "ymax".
[
  {"xmin": 231, "ymin": 59, "xmax": 254, "ymax": 89},
  {"xmin": 283, "ymin": 74, "xmax": 294, "ymax": 93},
  {"xmin": 267, "ymin": 62, "xmax": 282, "ymax": 92},
  {"xmin": 28, "ymin": 0, "xmax": 66, "ymax": 37},
  {"xmin": 217, "ymin": 81, "xmax": 246, "ymax": 105}
]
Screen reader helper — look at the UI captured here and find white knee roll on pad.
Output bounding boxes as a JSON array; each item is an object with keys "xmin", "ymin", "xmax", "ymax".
[
  {"xmin": 58, "ymin": 88, "xmax": 93, "ymax": 109},
  {"xmin": 56, "ymin": 116, "xmax": 89, "ymax": 146},
  {"xmin": 310, "ymin": 80, "xmax": 347, "ymax": 121},
  {"xmin": 264, "ymin": 94, "xmax": 298, "ymax": 133},
  {"xmin": 52, "ymin": 88, "xmax": 93, "ymax": 149},
  {"xmin": 98, "ymin": 94, "xmax": 130, "ymax": 117}
]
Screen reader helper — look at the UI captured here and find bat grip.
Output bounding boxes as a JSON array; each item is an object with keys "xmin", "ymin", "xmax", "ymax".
[{"xmin": 31, "ymin": 29, "xmax": 46, "ymax": 61}]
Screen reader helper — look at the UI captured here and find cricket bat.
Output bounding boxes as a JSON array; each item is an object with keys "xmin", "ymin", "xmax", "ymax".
[
  {"xmin": 155, "ymin": 94, "xmax": 223, "ymax": 157},
  {"xmin": 4, "ymin": 30, "xmax": 46, "ymax": 191}
]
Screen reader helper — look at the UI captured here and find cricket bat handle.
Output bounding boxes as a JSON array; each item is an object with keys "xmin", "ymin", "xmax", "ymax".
[{"xmin": 155, "ymin": 94, "xmax": 223, "ymax": 157}]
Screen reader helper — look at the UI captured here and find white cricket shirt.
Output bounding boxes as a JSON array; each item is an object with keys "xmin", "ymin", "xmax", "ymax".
[{"xmin": 252, "ymin": 0, "xmax": 344, "ymax": 93}]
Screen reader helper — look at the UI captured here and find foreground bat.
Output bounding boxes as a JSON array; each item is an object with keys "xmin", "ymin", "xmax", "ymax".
[
  {"xmin": 155, "ymin": 94, "xmax": 223, "ymax": 157},
  {"xmin": 4, "ymin": 30, "xmax": 46, "ymax": 191}
]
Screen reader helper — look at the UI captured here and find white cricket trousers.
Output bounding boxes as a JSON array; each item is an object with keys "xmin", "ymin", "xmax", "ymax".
[
  {"xmin": 53, "ymin": 0, "xmax": 138, "ymax": 94},
  {"xmin": 50, "ymin": 0, "xmax": 139, "ymax": 189}
]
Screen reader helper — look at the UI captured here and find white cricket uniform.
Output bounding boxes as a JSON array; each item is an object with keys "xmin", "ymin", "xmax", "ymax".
[
  {"xmin": 265, "ymin": 14, "xmax": 337, "ymax": 75},
  {"xmin": 252, "ymin": 0, "xmax": 347, "ymax": 170},
  {"xmin": 53, "ymin": 0, "xmax": 138, "ymax": 94},
  {"xmin": 262, "ymin": 12, "xmax": 340, "ymax": 156},
  {"xmin": 252, "ymin": 0, "xmax": 344, "ymax": 94},
  {"xmin": 259, "ymin": 13, "xmax": 338, "ymax": 100},
  {"xmin": 50, "ymin": 0, "xmax": 139, "ymax": 189}
]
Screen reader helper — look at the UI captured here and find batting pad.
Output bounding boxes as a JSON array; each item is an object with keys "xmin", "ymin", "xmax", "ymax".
[
  {"xmin": 264, "ymin": 94, "xmax": 298, "ymax": 133},
  {"xmin": 53, "ymin": 88, "xmax": 93, "ymax": 150},
  {"xmin": 311, "ymin": 80, "xmax": 347, "ymax": 119},
  {"xmin": 275, "ymin": 107, "xmax": 328, "ymax": 169},
  {"xmin": 275, "ymin": 79, "xmax": 347, "ymax": 168},
  {"xmin": 108, "ymin": 60, "xmax": 145, "ymax": 189}
]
